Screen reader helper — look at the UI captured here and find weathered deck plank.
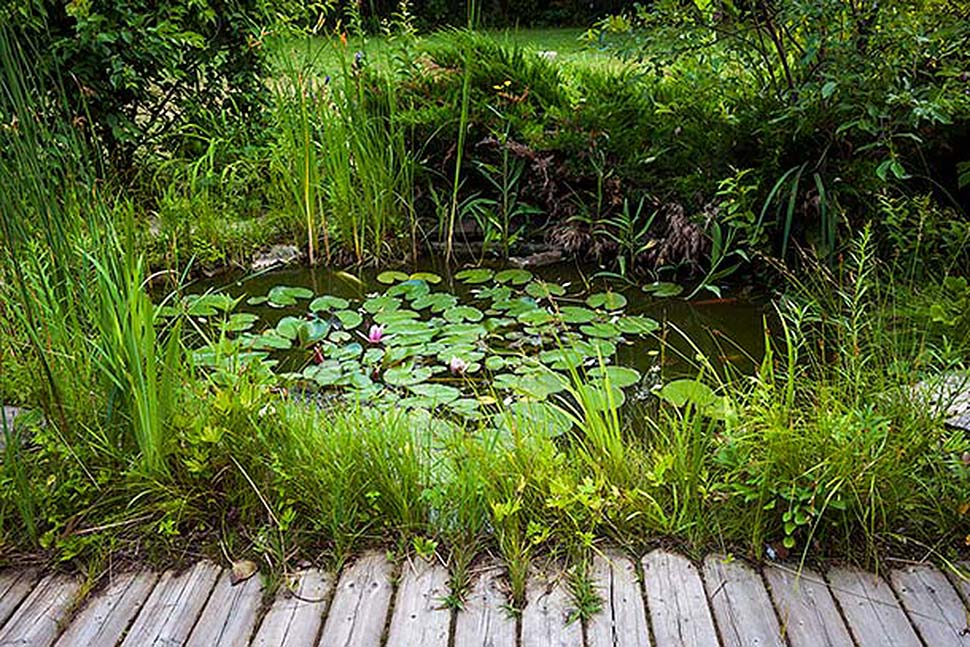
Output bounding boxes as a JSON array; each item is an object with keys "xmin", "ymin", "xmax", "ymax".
[
  {"xmin": 0, "ymin": 571, "xmax": 38, "ymax": 630},
  {"xmin": 890, "ymin": 564, "xmax": 970, "ymax": 645},
  {"xmin": 641, "ymin": 550, "xmax": 719, "ymax": 647},
  {"xmin": 54, "ymin": 571, "xmax": 158, "ymax": 647},
  {"xmin": 453, "ymin": 565, "xmax": 517, "ymax": 647},
  {"xmin": 827, "ymin": 566, "xmax": 922, "ymax": 647},
  {"xmin": 120, "ymin": 561, "xmax": 221, "ymax": 647},
  {"xmin": 385, "ymin": 558, "xmax": 451, "ymax": 647},
  {"xmin": 185, "ymin": 568, "xmax": 263, "ymax": 647},
  {"xmin": 763, "ymin": 564, "xmax": 853, "ymax": 647},
  {"xmin": 587, "ymin": 552, "xmax": 649, "ymax": 647},
  {"xmin": 317, "ymin": 552, "xmax": 394, "ymax": 647},
  {"xmin": 945, "ymin": 561, "xmax": 970, "ymax": 609},
  {"xmin": 521, "ymin": 566, "xmax": 582, "ymax": 647},
  {"xmin": 251, "ymin": 569, "xmax": 332, "ymax": 647},
  {"xmin": 703, "ymin": 555, "xmax": 784, "ymax": 647},
  {"xmin": 0, "ymin": 573, "xmax": 79, "ymax": 647}
]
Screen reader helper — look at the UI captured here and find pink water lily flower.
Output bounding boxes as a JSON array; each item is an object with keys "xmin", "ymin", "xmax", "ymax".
[
  {"xmin": 366, "ymin": 324, "xmax": 385, "ymax": 344},
  {"xmin": 448, "ymin": 356, "xmax": 468, "ymax": 375}
]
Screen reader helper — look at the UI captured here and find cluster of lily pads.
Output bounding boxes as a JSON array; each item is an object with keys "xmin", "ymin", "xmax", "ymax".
[{"xmin": 182, "ymin": 268, "xmax": 673, "ymax": 435}]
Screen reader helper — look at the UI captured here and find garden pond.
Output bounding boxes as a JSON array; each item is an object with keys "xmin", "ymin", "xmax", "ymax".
[{"xmin": 179, "ymin": 262, "xmax": 771, "ymax": 432}]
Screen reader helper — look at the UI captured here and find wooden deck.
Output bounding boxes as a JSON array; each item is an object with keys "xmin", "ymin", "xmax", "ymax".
[{"xmin": 1, "ymin": 551, "xmax": 969, "ymax": 646}]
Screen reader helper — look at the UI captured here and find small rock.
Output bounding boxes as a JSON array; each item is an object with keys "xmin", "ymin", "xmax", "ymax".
[
  {"xmin": 252, "ymin": 245, "xmax": 303, "ymax": 272},
  {"xmin": 230, "ymin": 559, "xmax": 259, "ymax": 585}
]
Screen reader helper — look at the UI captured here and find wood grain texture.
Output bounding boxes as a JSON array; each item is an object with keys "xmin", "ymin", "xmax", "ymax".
[
  {"xmin": 641, "ymin": 550, "xmax": 719, "ymax": 647},
  {"xmin": 0, "ymin": 573, "xmax": 79, "ymax": 647},
  {"xmin": 521, "ymin": 567, "xmax": 582, "ymax": 647},
  {"xmin": 703, "ymin": 555, "xmax": 784, "ymax": 647},
  {"xmin": 827, "ymin": 566, "xmax": 922, "ymax": 647},
  {"xmin": 318, "ymin": 552, "xmax": 394, "ymax": 647},
  {"xmin": 890, "ymin": 564, "xmax": 970, "ymax": 645},
  {"xmin": 0, "ymin": 571, "xmax": 38, "ymax": 630},
  {"xmin": 252, "ymin": 569, "xmax": 333, "ymax": 647},
  {"xmin": 54, "ymin": 571, "xmax": 158, "ymax": 647},
  {"xmin": 763, "ymin": 565, "xmax": 853, "ymax": 647},
  {"xmin": 185, "ymin": 568, "xmax": 263, "ymax": 647},
  {"xmin": 587, "ymin": 552, "xmax": 649, "ymax": 647},
  {"xmin": 945, "ymin": 561, "xmax": 970, "ymax": 612},
  {"xmin": 385, "ymin": 558, "xmax": 451, "ymax": 647},
  {"xmin": 453, "ymin": 565, "xmax": 516, "ymax": 647},
  {"xmin": 120, "ymin": 561, "xmax": 221, "ymax": 647}
]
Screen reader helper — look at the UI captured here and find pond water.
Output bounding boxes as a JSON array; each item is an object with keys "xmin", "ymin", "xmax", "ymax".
[{"xmin": 190, "ymin": 261, "xmax": 771, "ymax": 397}]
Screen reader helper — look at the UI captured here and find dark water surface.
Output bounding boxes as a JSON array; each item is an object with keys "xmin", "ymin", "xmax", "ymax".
[{"xmin": 194, "ymin": 259, "xmax": 772, "ymax": 379}]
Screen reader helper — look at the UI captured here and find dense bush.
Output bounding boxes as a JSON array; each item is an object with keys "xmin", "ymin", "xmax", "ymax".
[{"xmin": 2, "ymin": 0, "xmax": 272, "ymax": 166}]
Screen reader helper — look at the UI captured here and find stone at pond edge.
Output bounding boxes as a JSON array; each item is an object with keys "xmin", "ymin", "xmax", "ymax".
[{"xmin": 252, "ymin": 245, "xmax": 304, "ymax": 272}]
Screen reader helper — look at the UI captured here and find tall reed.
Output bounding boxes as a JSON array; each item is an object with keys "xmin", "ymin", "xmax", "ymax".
[{"xmin": 0, "ymin": 28, "xmax": 181, "ymax": 476}]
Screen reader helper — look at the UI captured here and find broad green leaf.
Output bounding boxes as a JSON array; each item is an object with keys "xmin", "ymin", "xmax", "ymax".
[
  {"xmin": 642, "ymin": 282, "xmax": 683, "ymax": 298},
  {"xmin": 384, "ymin": 364, "xmax": 433, "ymax": 386},
  {"xmin": 377, "ymin": 270, "xmax": 409, "ymax": 284},
  {"xmin": 586, "ymin": 292, "xmax": 627, "ymax": 310},
  {"xmin": 615, "ymin": 316, "xmax": 659, "ymax": 335},
  {"xmin": 495, "ymin": 268, "xmax": 533, "ymax": 285},
  {"xmin": 310, "ymin": 295, "xmax": 350, "ymax": 312},
  {"xmin": 444, "ymin": 306, "xmax": 484, "ymax": 323},
  {"xmin": 455, "ymin": 268, "xmax": 494, "ymax": 284},
  {"xmin": 410, "ymin": 272, "xmax": 442, "ymax": 284}
]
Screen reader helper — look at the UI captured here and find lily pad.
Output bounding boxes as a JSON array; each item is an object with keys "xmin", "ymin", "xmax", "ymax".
[
  {"xmin": 387, "ymin": 280, "xmax": 430, "ymax": 300},
  {"xmin": 615, "ymin": 316, "xmax": 659, "ymax": 335},
  {"xmin": 580, "ymin": 322, "xmax": 620, "ymax": 339},
  {"xmin": 377, "ymin": 270, "xmax": 410, "ymax": 284},
  {"xmin": 334, "ymin": 310, "xmax": 363, "ymax": 329},
  {"xmin": 586, "ymin": 292, "xmax": 627, "ymax": 310},
  {"xmin": 363, "ymin": 296, "xmax": 401, "ymax": 314},
  {"xmin": 310, "ymin": 295, "xmax": 350, "ymax": 312},
  {"xmin": 410, "ymin": 272, "xmax": 442, "ymax": 284},
  {"xmin": 525, "ymin": 281, "xmax": 565, "ymax": 299},
  {"xmin": 495, "ymin": 268, "xmax": 533, "ymax": 285},
  {"xmin": 557, "ymin": 306, "xmax": 598, "ymax": 324},
  {"xmin": 455, "ymin": 268, "xmax": 495, "ymax": 284},
  {"xmin": 383, "ymin": 364, "xmax": 434, "ymax": 387},
  {"xmin": 275, "ymin": 316, "xmax": 305, "ymax": 340},
  {"xmin": 268, "ymin": 285, "xmax": 314, "ymax": 307},
  {"xmin": 659, "ymin": 379, "xmax": 718, "ymax": 409},
  {"xmin": 589, "ymin": 366, "xmax": 641, "ymax": 388},
  {"xmin": 642, "ymin": 281, "xmax": 684, "ymax": 298},
  {"xmin": 577, "ymin": 384, "xmax": 626, "ymax": 410},
  {"xmin": 412, "ymin": 293, "xmax": 458, "ymax": 312},
  {"xmin": 223, "ymin": 313, "xmax": 258, "ymax": 332},
  {"xmin": 444, "ymin": 306, "xmax": 484, "ymax": 323},
  {"xmin": 407, "ymin": 383, "xmax": 461, "ymax": 405}
]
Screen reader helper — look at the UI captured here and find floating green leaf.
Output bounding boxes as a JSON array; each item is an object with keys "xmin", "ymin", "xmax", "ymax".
[
  {"xmin": 455, "ymin": 268, "xmax": 495, "ymax": 284},
  {"xmin": 642, "ymin": 282, "xmax": 683, "ymax": 298},
  {"xmin": 615, "ymin": 316, "xmax": 659, "ymax": 335},
  {"xmin": 268, "ymin": 286, "xmax": 314, "ymax": 307},
  {"xmin": 589, "ymin": 366, "xmax": 641, "ymax": 388},
  {"xmin": 384, "ymin": 364, "xmax": 434, "ymax": 386},
  {"xmin": 659, "ymin": 379, "xmax": 717, "ymax": 408},
  {"xmin": 223, "ymin": 313, "xmax": 258, "ymax": 332},
  {"xmin": 310, "ymin": 295, "xmax": 350, "ymax": 312},
  {"xmin": 586, "ymin": 292, "xmax": 627, "ymax": 310},
  {"xmin": 408, "ymin": 383, "xmax": 461, "ymax": 405},
  {"xmin": 334, "ymin": 310, "xmax": 363, "ymax": 329},
  {"xmin": 377, "ymin": 270, "xmax": 409, "ymax": 284},
  {"xmin": 412, "ymin": 293, "xmax": 457, "ymax": 312},
  {"xmin": 495, "ymin": 268, "xmax": 533, "ymax": 285},
  {"xmin": 410, "ymin": 272, "xmax": 442, "ymax": 284},
  {"xmin": 444, "ymin": 306, "xmax": 484, "ymax": 323},
  {"xmin": 557, "ymin": 306, "xmax": 598, "ymax": 324},
  {"xmin": 387, "ymin": 280, "xmax": 430, "ymax": 300},
  {"xmin": 525, "ymin": 281, "xmax": 565, "ymax": 299},
  {"xmin": 580, "ymin": 322, "xmax": 620, "ymax": 339},
  {"xmin": 363, "ymin": 296, "xmax": 401, "ymax": 314}
]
